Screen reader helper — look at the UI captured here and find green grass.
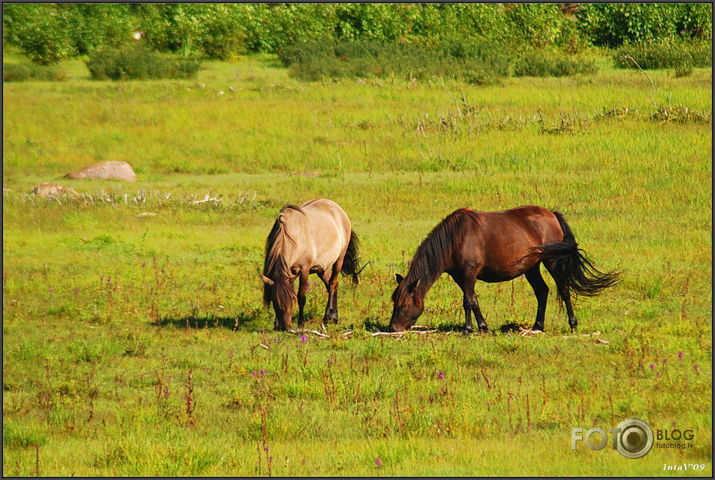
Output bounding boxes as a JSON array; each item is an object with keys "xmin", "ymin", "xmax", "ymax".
[{"xmin": 2, "ymin": 51, "xmax": 712, "ymax": 476}]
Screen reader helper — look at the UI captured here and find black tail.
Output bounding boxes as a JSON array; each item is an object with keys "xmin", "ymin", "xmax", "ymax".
[
  {"xmin": 537, "ymin": 211, "xmax": 620, "ymax": 299},
  {"xmin": 342, "ymin": 231, "xmax": 362, "ymax": 285}
]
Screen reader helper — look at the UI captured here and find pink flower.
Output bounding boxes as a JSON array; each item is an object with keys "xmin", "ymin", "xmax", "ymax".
[
  {"xmin": 437, "ymin": 370, "xmax": 445, "ymax": 380},
  {"xmin": 301, "ymin": 335, "xmax": 307, "ymax": 344},
  {"xmin": 649, "ymin": 364, "xmax": 655, "ymax": 371},
  {"xmin": 678, "ymin": 351, "xmax": 684, "ymax": 360},
  {"xmin": 375, "ymin": 457, "xmax": 382, "ymax": 467},
  {"xmin": 260, "ymin": 369, "xmax": 265, "ymax": 375}
]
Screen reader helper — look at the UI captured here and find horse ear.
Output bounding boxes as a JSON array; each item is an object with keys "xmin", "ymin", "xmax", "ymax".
[
  {"xmin": 407, "ymin": 278, "xmax": 421, "ymax": 293},
  {"xmin": 261, "ymin": 275, "xmax": 274, "ymax": 286},
  {"xmin": 395, "ymin": 273, "xmax": 404, "ymax": 284}
]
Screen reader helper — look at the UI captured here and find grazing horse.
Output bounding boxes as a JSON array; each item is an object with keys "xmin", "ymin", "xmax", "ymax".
[
  {"xmin": 261, "ymin": 199, "xmax": 361, "ymax": 331},
  {"xmin": 389, "ymin": 206, "xmax": 619, "ymax": 333}
]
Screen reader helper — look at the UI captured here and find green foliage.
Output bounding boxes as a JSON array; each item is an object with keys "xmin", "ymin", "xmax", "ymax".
[
  {"xmin": 85, "ymin": 45, "xmax": 201, "ymax": 81},
  {"xmin": 2, "ymin": 4, "xmax": 76, "ymax": 65},
  {"xmin": 613, "ymin": 41, "xmax": 712, "ymax": 69},
  {"xmin": 279, "ymin": 39, "xmax": 511, "ymax": 85},
  {"xmin": 3, "ymin": 3, "xmax": 134, "ymax": 65},
  {"xmin": 514, "ymin": 50, "xmax": 598, "ymax": 77},
  {"xmin": 133, "ymin": 4, "xmax": 249, "ymax": 59},
  {"xmin": 576, "ymin": 3, "xmax": 712, "ymax": 47},
  {"xmin": 3, "ymin": 62, "xmax": 67, "ymax": 82},
  {"xmin": 3, "ymin": 3, "xmax": 713, "ymax": 64}
]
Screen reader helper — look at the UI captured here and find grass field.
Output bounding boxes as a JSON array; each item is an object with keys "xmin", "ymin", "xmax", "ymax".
[{"xmin": 2, "ymin": 51, "xmax": 712, "ymax": 476}]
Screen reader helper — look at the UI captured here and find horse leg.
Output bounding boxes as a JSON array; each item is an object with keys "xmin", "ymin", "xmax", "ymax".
[
  {"xmin": 458, "ymin": 272, "xmax": 488, "ymax": 334},
  {"xmin": 320, "ymin": 267, "xmax": 340, "ymax": 326},
  {"xmin": 543, "ymin": 264, "xmax": 578, "ymax": 331},
  {"xmin": 297, "ymin": 272, "xmax": 309, "ymax": 329},
  {"xmin": 525, "ymin": 264, "xmax": 549, "ymax": 332}
]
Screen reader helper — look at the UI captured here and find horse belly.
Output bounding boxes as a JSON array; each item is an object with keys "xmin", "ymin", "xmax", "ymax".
[{"xmin": 476, "ymin": 266, "xmax": 524, "ymax": 283}]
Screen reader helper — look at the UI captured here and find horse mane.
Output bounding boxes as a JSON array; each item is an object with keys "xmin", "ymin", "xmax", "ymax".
[
  {"xmin": 394, "ymin": 208, "xmax": 479, "ymax": 305},
  {"xmin": 262, "ymin": 205, "xmax": 304, "ymax": 308}
]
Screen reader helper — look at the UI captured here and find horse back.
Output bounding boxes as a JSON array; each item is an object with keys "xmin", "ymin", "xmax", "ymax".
[
  {"xmin": 282, "ymin": 199, "xmax": 352, "ymax": 270},
  {"xmin": 460, "ymin": 206, "xmax": 563, "ymax": 280}
]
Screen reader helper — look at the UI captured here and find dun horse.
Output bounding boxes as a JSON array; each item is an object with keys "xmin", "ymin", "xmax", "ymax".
[
  {"xmin": 390, "ymin": 206, "xmax": 619, "ymax": 333},
  {"xmin": 261, "ymin": 199, "xmax": 361, "ymax": 330}
]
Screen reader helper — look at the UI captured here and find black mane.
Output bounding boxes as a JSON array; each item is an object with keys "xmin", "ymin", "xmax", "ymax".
[{"xmin": 394, "ymin": 208, "xmax": 479, "ymax": 304}]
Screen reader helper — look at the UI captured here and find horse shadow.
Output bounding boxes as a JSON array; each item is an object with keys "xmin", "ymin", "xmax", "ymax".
[
  {"xmin": 154, "ymin": 310, "xmax": 266, "ymax": 331},
  {"xmin": 364, "ymin": 318, "xmax": 390, "ymax": 332},
  {"xmin": 498, "ymin": 321, "xmax": 530, "ymax": 334}
]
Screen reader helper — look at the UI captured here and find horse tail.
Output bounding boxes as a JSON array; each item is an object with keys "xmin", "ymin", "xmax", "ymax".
[
  {"xmin": 536, "ymin": 211, "xmax": 620, "ymax": 299},
  {"xmin": 341, "ymin": 230, "xmax": 362, "ymax": 285}
]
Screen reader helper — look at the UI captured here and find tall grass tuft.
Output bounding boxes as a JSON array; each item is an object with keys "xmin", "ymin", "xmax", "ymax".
[
  {"xmin": 513, "ymin": 50, "xmax": 598, "ymax": 77},
  {"xmin": 86, "ymin": 45, "xmax": 202, "ymax": 81},
  {"xmin": 278, "ymin": 39, "xmax": 511, "ymax": 85},
  {"xmin": 613, "ymin": 41, "xmax": 712, "ymax": 70},
  {"xmin": 3, "ymin": 62, "xmax": 67, "ymax": 82}
]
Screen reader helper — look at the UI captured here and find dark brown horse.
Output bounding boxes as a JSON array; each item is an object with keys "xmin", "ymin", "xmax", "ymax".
[
  {"xmin": 261, "ymin": 199, "xmax": 361, "ymax": 330},
  {"xmin": 390, "ymin": 206, "xmax": 619, "ymax": 333}
]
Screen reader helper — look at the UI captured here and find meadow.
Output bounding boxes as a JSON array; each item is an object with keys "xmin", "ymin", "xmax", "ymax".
[{"xmin": 2, "ymin": 51, "xmax": 712, "ymax": 476}]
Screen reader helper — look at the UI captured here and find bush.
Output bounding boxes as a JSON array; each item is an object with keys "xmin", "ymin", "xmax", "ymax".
[
  {"xmin": 514, "ymin": 51, "xmax": 598, "ymax": 77},
  {"xmin": 279, "ymin": 39, "xmax": 511, "ymax": 85},
  {"xmin": 3, "ymin": 62, "xmax": 67, "ymax": 82},
  {"xmin": 613, "ymin": 41, "xmax": 712, "ymax": 69},
  {"xmin": 3, "ymin": 3, "xmax": 134, "ymax": 64},
  {"xmin": 3, "ymin": 4, "xmax": 75, "ymax": 65},
  {"xmin": 576, "ymin": 3, "xmax": 712, "ymax": 48},
  {"xmin": 86, "ymin": 45, "xmax": 201, "ymax": 80}
]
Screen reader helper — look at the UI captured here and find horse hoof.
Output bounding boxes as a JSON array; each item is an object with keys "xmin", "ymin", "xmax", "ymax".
[{"xmin": 462, "ymin": 328, "xmax": 473, "ymax": 336}]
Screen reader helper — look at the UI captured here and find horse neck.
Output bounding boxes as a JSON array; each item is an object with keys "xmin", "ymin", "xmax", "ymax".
[
  {"xmin": 404, "ymin": 210, "xmax": 468, "ymax": 302},
  {"xmin": 404, "ymin": 245, "xmax": 451, "ymax": 303}
]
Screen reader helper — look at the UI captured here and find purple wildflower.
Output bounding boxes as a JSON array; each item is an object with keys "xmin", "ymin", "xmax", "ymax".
[
  {"xmin": 301, "ymin": 335, "xmax": 307, "ymax": 344},
  {"xmin": 438, "ymin": 370, "xmax": 445, "ymax": 380},
  {"xmin": 327, "ymin": 358, "xmax": 333, "ymax": 366},
  {"xmin": 649, "ymin": 364, "xmax": 655, "ymax": 371},
  {"xmin": 251, "ymin": 371, "xmax": 257, "ymax": 377},
  {"xmin": 678, "ymin": 351, "xmax": 684, "ymax": 360},
  {"xmin": 260, "ymin": 369, "xmax": 265, "ymax": 376},
  {"xmin": 375, "ymin": 457, "xmax": 382, "ymax": 468},
  {"xmin": 264, "ymin": 445, "xmax": 270, "ymax": 453},
  {"xmin": 73, "ymin": 288, "xmax": 79, "ymax": 295}
]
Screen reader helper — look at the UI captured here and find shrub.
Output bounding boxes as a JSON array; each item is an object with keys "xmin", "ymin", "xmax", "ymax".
[
  {"xmin": 576, "ymin": 3, "xmax": 712, "ymax": 48},
  {"xmin": 86, "ymin": 45, "xmax": 201, "ymax": 80},
  {"xmin": 514, "ymin": 51, "xmax": 598, "ymax": 77},
  {"xmin": 3, "ymin": 62, "xmax": 67, "ymax": 82},
  {"xmin": 279, "ymin": 39, "xmax": 511, "ymax": 85},
  {"xmin": 3, "ymin": 4, "xmax": 75, "ymax": 65},
  {"xmin": 613, "ymin": 41, "xmax": 712, "ymax": 69}
]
